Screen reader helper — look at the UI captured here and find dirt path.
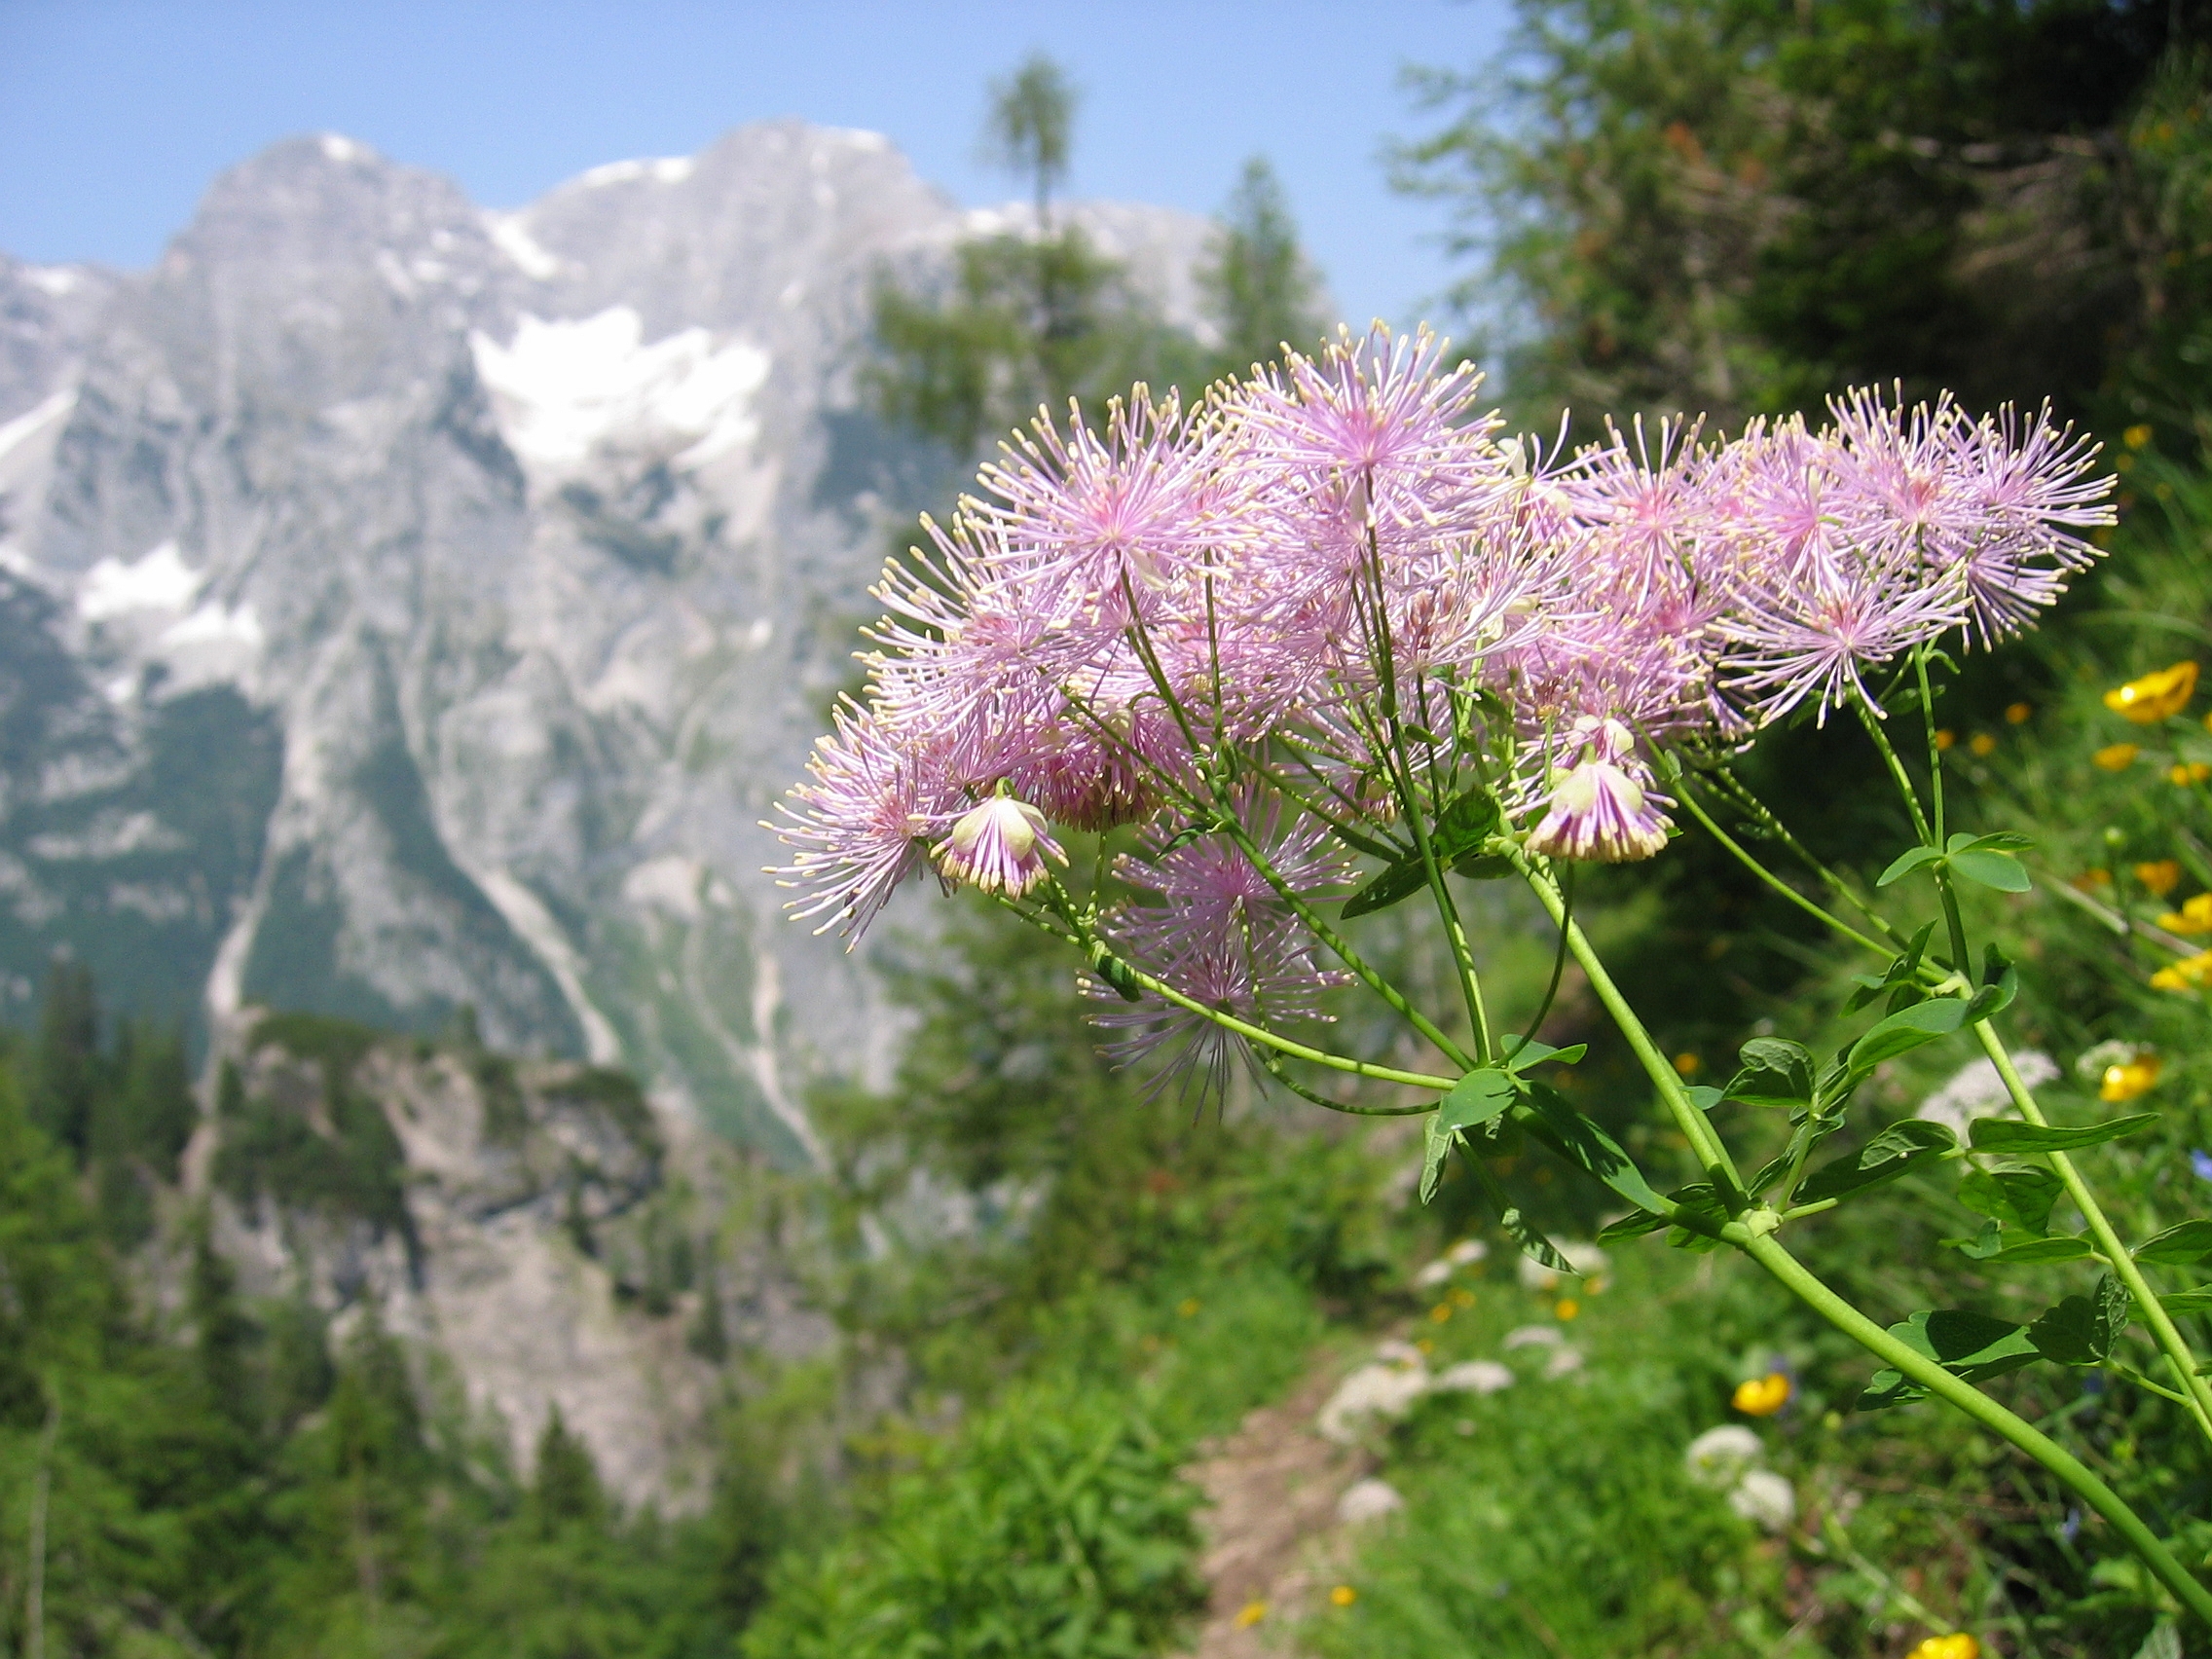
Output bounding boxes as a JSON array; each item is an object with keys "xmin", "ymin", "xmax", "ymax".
[{"xmin": 1174, "ymin": 1356, "xmax": 1373, "ymax": 1658}]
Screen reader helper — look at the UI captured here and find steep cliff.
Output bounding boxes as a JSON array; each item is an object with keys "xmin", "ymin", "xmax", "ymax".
[{"xmin": 0, "ymin": 124, "xmax": 1212, "ymax": 1165}]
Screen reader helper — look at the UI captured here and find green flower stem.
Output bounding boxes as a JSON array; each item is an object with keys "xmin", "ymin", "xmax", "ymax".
[
  {"xmin": 1741, "ymin": 1232, "xmax": 2212, "ymax": 1628},
  {"xmin": 1220, "ymin": 819, "xmax": 1479, "ymax": 1074},
  {"xmin": 1388, "ymin": 721, "xmax": 1494, "ymax": 1062},
  {"xmin": 1124, "ymin": 967, "xmax": 1454, "ymax": 1099},
  {"xmin": 1007, "ymin": 896, "xmax": 1456, "ymax": 1100},
  {"xmin": 1855, "ymin": 696, "xmax": 1972, "ymax": 972},
  {"xmin": 1973, "ymin": 1021, "xmax": 2212, "ymax": 1445},
  {"xmin": 1513, "ymin": 854, "xmax": 1747, "ymax": 1197},
  {"xmin": 1709, "ymin": 765, "xmax": 1905, "ymax": 947},
  {"xmin": 1674, "ymin": 781, "xmax": 1892, "ymax": 956}
]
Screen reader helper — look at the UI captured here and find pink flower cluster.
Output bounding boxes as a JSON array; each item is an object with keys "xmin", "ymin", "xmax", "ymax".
[{"xmin": 770, "ymin": 325, "xmax": 2109, "ymax": 1074}]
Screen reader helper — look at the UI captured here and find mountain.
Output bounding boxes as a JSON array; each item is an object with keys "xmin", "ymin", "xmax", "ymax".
[{"xmin": 0, "ymin": 124, "xmax": 1215, "ymax": 1166}]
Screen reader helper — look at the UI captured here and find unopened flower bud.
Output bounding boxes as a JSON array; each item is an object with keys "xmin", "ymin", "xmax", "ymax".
[{"xmin": 937, "ymin": 795, "xmax": 1066, "ymax": 897}]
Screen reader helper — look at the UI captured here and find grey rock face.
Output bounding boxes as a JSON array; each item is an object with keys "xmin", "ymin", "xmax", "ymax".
[
  {"xmin": 0, "ymin": 125, "xmax": 1212, "ymax": 1165},
  {"xmin": 195, "ymin": 1021, "xmax": 826, "ymax": 1509}
]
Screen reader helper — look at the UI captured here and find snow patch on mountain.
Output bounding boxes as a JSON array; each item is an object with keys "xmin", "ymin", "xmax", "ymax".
[
  {"xmin": 469, "ymin": 307, "xmax": 771, "ymax": 485},
  {"xmin": 79, "ymin": 541, "xmax": 199, "ymax": 619}
]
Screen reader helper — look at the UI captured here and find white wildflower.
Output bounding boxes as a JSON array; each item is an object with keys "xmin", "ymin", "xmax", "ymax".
[{"xmin": 1336, "ymin": 1478, "xmax": 1406, "ymax": 1525}]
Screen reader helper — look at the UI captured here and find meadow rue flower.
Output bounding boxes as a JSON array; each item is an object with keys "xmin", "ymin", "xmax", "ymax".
[
  {"xmin": 936, "ymin": 794, "xmax": 1065, "ymax": 897},
  {"xmin": 2105, "ymin": 660, "xmax": 2198, "ymax": 722},
  {"xmin": 2151, "ymin": 949, "xmax": 2212, "ymax": 991},
  {"xmin": 773, "ymin": 330, "xmax": 2116, "ymax": 1102},
  {"xmin": 2137, "ymin": 859, "xmax": 2182, "ymax": 897},
  {"xmin": 1527, "ymin": 719, "xmax": 1672, "ymax": 864}
]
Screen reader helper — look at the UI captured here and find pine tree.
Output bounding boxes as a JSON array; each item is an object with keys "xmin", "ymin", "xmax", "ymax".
[{"xmin": 1201, "ymin": 157, "xmax": 1327, "ymax": 376}]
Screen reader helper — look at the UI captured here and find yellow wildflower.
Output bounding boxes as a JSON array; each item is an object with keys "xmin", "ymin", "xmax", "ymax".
[
  {"xmin": 2073, "ymin": 867, "xmax": 2113, "ymax": 890},
  {"xmin": 1936, "ymin": 728, "xmax": 1957, "ymax": 751},
  {"xmin": 2125, "ymin": 424, "xmax": 2155, "ymax": 449},
  {"xmin": 2152, "ymin": 949, "xmax": 2212, "ymax": 991},
  {"xmin": 1235, "ymin": 1602, "xmax": 1268, "ymax": 1629},
  {"xmin": 2101, "ymin": 1054, "xmax": 2161, "ymax": 1102},
  {"xmin": 2159, "ymin": 893, "xmax": 2212, "ymax": 935},
  {"xmin": 1908, "ymin": 1637, "xmax": 1980, "ymax": 1659},
  {"xmin": 1429, "ymin": 1303, "xmax": 1454, "ymax": 1323},
  {"xmin": 2138, "ymin": 859, "xmax": 2183, "ymax": 897},
  {"xmin": 1177, "ymin": 1297, "xmax": 1200, "ymax": 1318},
  {"xmin": 1732, "ymin": 1372, "xmax": 1792, "ymax": 1416},
  {"xmin": 1970, "ymin": 732, "xmax": 1998, "ymax": 756},
  {"xmin": 1556, "ymin": 1298, "xmax": 1581, "ymax": 1321},
  {"xmin": 2175, "ymin": 761, "xmax": 2212, "ymax": 786},
  {"xmin": 1673, "ymin": 1051, "xmax": 1701, "ymax": 1077},
  {"xmin": 1329, "ymin": 1586, "xmax": 1358, "ymax": 1607},
  {"xmin": 2094, "ymin": 742, "xmax": 2141, "ymax": 770},
  {"xmin": 2005, "ymin": 701, "xmax": 2032, "ymax": 724},
  {"xmin": 2105, "ymin": 660, "xmax": 2198, "ymax": 722}
]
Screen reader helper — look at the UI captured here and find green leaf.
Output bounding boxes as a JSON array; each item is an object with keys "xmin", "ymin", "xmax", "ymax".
[
  {"xmin": 1342, "ymin": 857, "xmax": 1431, "ymax": 919},
  {"xmin": 1429, "ymin": 791, "xmax": 1502, "ymax": 865},
  {"xmin": 1662, "ymin": 1184, "xmax": 1731, "ymax": 1251},
  {"xmin": 1877, "ymin": 845, "xmax": 1947, "ymax": 887},
  {"xmin": 1682, "ymin": 1086, "xmax": 1724, "ymax": 1112},
  {"xmin": 2029, "ymin": 1275, "xmax": 2130, "ymax": 1365},
  {"xmin": 1948, "ymin": 830, "xmax": 2036, "ymax": 853},
  {"xmin": 1439, "ymin": 1068, "xmax": 1518, "ymax": 1134},
  {"xmin": 1847, "ymin": 998, "xmax": 1968, "ymax": 1074},
  {"xmin": 1979, "ymin": 1235, "xmax": 2096, "ymax": 1265},
  {"xmin": 1966, "ymin": 944, "xmax": 2018, "ymax": 1021},
  {"xmin": 1501, "ymin": 1038, "xmax": 1586, "ymax": 1072},
  {"xmin": 1328, "ymin": 821, "xmax": 1404, "ymax": 863},
  {"xmin": 1794, "ymin": 1120, "xmax": 1956, "ymax": 1205},
  {"xmin": 1451, "ymin": 852, "xmax": 1516, "ymax": 880},
  {"xmin": 1860, "ymin": 1308, "xmax": 2043, "ymax": 1409},
  {"xmin": 1419, "ymin": 1068, "xmax": 1519, "ymax": 1205},
  {"xmin": 1518, "ymin": 1083, "xmax": 1672, "ymax": 1217},
  {"xmin": 1948, "ymin": 847, "xmax": 2033, "ymax": 892},
  {"xmin": 1596, "ymin": 1207, "xmax": 1671, "ymax": 1242},
  {"xmin": 1723, "ymin": 1037, "xmax": 1816, "ymax": 1110},
  {"xmin": 1957, "ymin": 1166, "xmax": 2064, "ymax": 1234},
  {"xmin": 2159, "ymin": 1288, "xmax": 2212, "ymax": 1315},
  {"xmin": 1969, "ymin": 1114, "xmax": 2158, "ymax": 1154},
  {"xmin": 2134, "ymin": 1219, "xmax": 2212, "ymax": 1266}
]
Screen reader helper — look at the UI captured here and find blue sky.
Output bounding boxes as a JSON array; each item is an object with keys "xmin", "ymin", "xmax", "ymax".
[{"xmin": 0, "ymin": 0, "xmax": 1511, "ymax": 334}]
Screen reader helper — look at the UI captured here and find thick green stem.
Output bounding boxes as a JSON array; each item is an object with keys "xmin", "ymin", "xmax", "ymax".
[
  {"xmin": 1974, "ymin": 1022, "xmax": 2212, "ymax": 1444},
  {"xmin": 1744, "ymin": 1234, "xmax": 2212, "ymax": 1628}
]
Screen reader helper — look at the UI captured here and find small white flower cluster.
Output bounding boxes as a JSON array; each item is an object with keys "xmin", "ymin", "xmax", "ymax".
[
  {"xmin": 1315, "ymin": 1339, "xmax": 1519, "ymax": 1444},
  {"xmin": 1915, "ymin": 1051, "xmax": 2059, "ymax": 1141},
  {"xmin": 1412, "ymin": 1236, "xmax": 1489, "ymax": 1289},
  {"xmin": 1684, "ymin": 1424, "xmax": 1795, "ymax": 1532}
]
